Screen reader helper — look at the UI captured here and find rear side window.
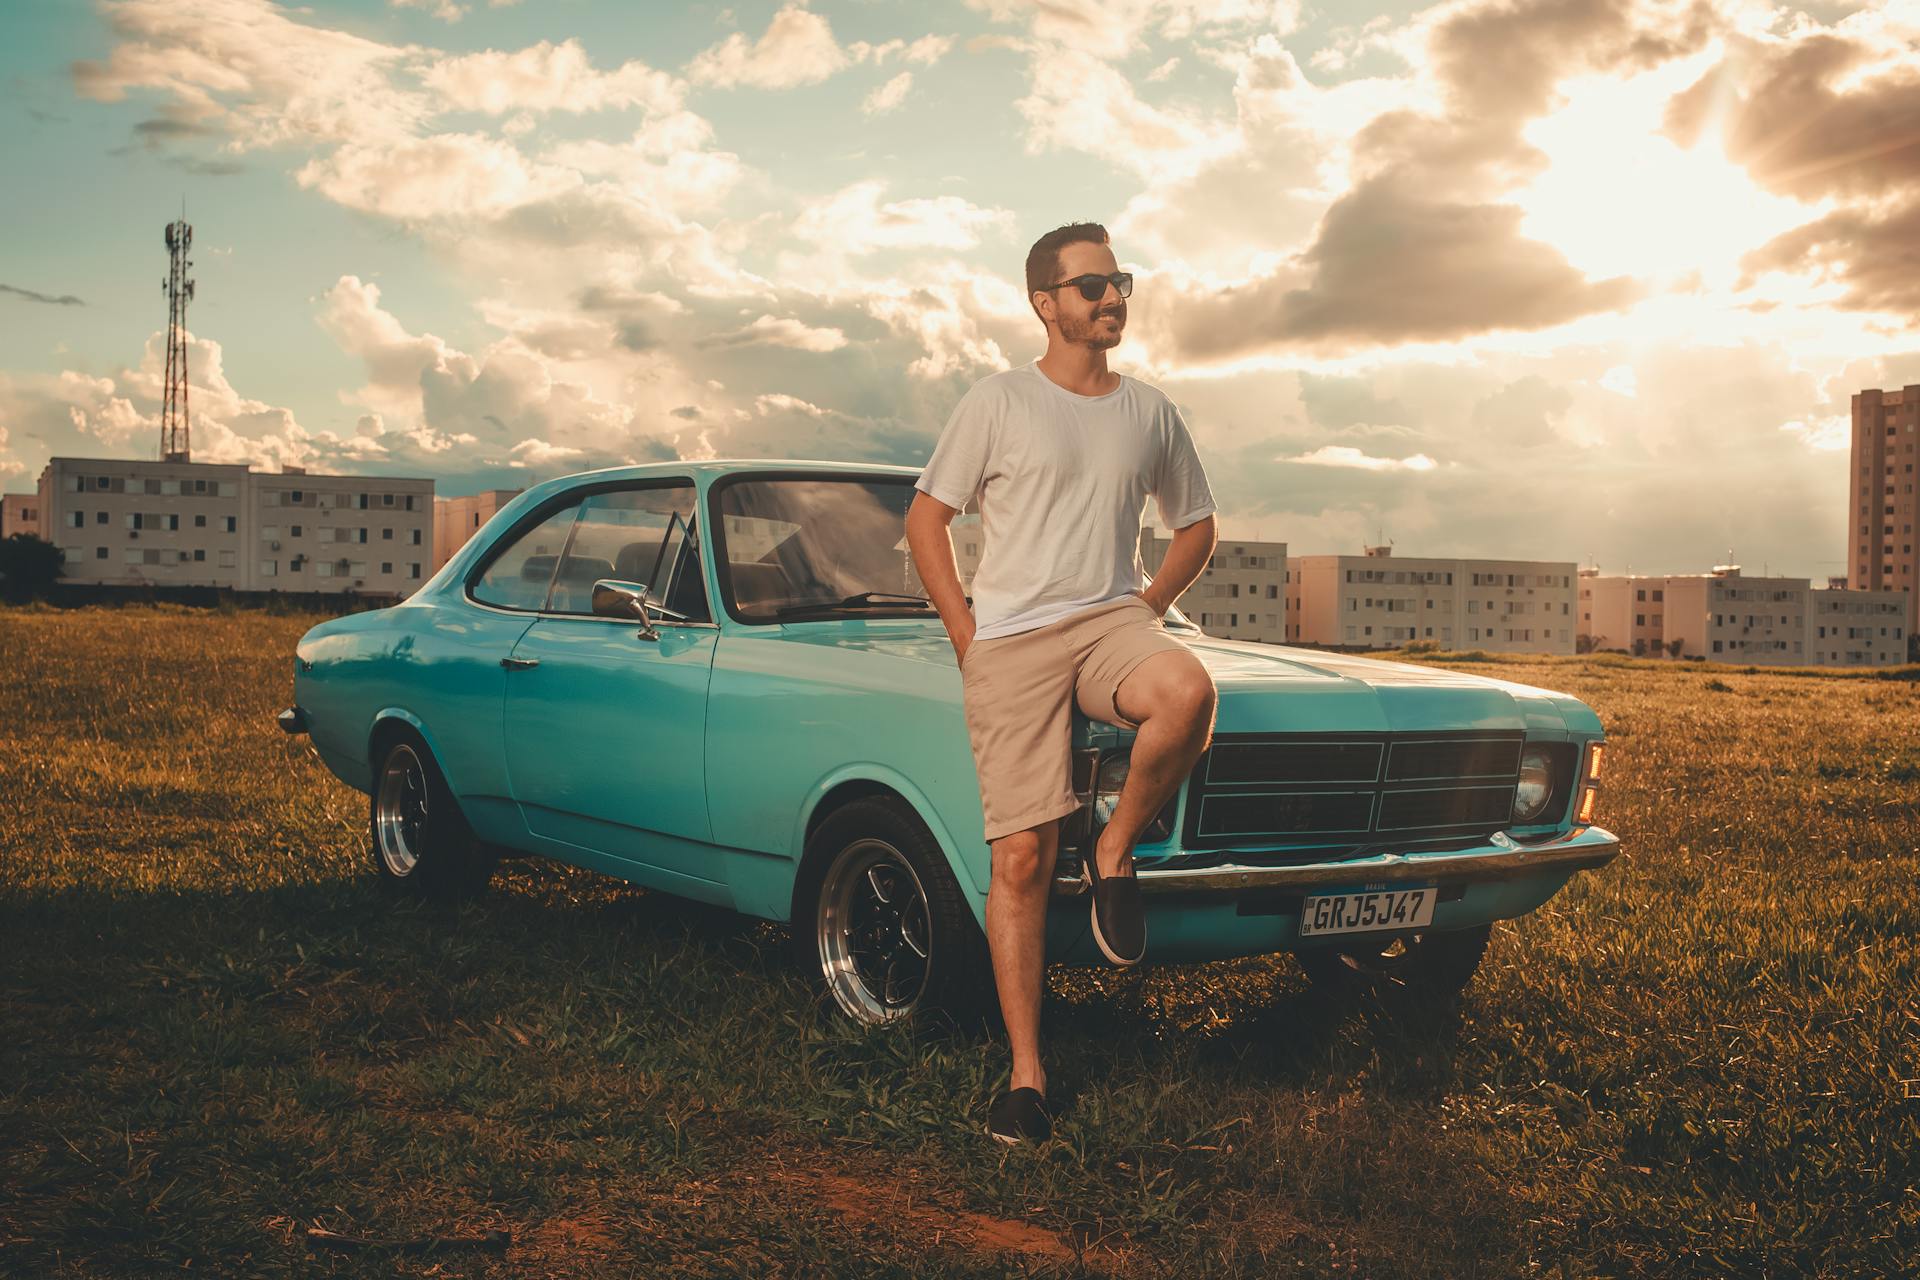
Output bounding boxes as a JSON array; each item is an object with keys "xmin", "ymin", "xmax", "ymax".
[
  {"xmin": 471, "ymin": 501, "xmax": 582, "ymax": 611},
  {"xmin": 548, "ymin": 484, "xmax": 700, "ymax": 618}
]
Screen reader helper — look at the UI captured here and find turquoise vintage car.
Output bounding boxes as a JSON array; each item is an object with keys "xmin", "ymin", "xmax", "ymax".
[{"xmin": 280, "ymin": 460, "xmax": 1617, "ymax": 1025}]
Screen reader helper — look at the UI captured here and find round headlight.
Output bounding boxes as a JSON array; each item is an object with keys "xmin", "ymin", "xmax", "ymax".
[
  {"xmin": 1092, "ymin": 752, "xmax": 1175, "ymax": 842},
  {"xmin": 1511, "ymin": 745, "xmax": 1554, "ymax": 824}
]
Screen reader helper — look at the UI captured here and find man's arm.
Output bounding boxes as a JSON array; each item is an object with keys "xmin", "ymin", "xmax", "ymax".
[
  {"xmin": 1138, "ymin": 513, "xmax": 1217, "ymax": 616},
  {"xmin": 905, "ymin": 490, "xmax": 975, "ymax": 660}
]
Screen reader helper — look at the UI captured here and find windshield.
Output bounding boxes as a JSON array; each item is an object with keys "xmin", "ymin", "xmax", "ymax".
[{"xmin": 713, "ymin": 474, "xmax": 1202, "ymax": 631}]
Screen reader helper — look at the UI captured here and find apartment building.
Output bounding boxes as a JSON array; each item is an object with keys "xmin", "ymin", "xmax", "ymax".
[
  {"xmin": 1661, "ymin": 567, "xmax": 1809, "ymax": 663},
  {"xmin": 1808, "ymin": 578, "xmax": 1910, "ymax": 666},
  {"xmin": 1291, "ymin": 547, "xmax": 1578, "ymax": 654},
  {"xmin": 1851, "ymin": 385, "xmax": 1920, "ymax": 639},
  {"xmin": 1579, "ymin": 571, "xmax": 1670, "ymax": 655},
  {"xmin": 1, "ymin": 492, "xmax": 42, "ymax": 538},
  {"xmin": 1140, "ymin": 531, "xmax": 1287, "ymax": 643},
  {"xmin": 433, "ymin": 488, "xmax": 524, "ymax": 573},
  {"xmin": 37, "ymin": 456, "xmax": 433, "ymax": 594}
]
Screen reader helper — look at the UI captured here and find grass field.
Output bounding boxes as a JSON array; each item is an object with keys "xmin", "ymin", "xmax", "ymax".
[{"xmin": 1, "ymin": 603, "xmax": 1915, "ymax": 1278}]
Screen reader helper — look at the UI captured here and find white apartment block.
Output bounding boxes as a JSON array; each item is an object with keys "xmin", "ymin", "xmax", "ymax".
[
  {"xmin": 1808, "ymin": 580, "xmax": 1909, "ymax": 666},
  {"xmin": 1589, "ymin": 565, "xmax": 1907, "ymax": 667},
  {"xmin": 1141, "ymin": 531, "xmax": 1287, "ymax": 643},
  {"xmin": 1291, "ymin": 548, "xmax": 1578, "ymax": 655},
  {"xmin": 1660, "ymin": 568, "xmax": 1809, "ymax": 664},
  {"xmin": 37, "ymin": 456, "xmax": 434, "ymax": 595},
  {"xmin": 1578, "ymin": 571, "xmax": 1671, "ymax": 656}
]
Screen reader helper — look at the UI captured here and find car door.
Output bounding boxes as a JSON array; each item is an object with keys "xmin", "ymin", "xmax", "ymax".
[{"xmin": 500, "ymin": 480, "xmax": 724, "ymax": 896}]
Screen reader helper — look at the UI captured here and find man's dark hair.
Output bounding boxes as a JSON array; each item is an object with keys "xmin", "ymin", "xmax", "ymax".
[{"xmin": 1026, "ymin": 222, "xmax": 1109, "ymax": 320}]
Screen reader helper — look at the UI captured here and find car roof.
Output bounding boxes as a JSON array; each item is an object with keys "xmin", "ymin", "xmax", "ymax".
[{"xmin": 555, "ymin": 458, "xmax": 920, "ymax": 483}]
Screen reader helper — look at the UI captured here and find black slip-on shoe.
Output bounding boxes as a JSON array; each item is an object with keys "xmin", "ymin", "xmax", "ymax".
[
  {"xmin": 986, "ymin": 1087, "xmax": 1053, "ymax": 1145},
  {"xmin": 1084, "ymin": 851, "xmax": 1146, "ymax": 966}
]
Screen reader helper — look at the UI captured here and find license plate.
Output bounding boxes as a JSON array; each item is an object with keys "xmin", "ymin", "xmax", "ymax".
[{"xmin": 1299, "ymin": 884, "xmax": 1436, "ymax": 937}]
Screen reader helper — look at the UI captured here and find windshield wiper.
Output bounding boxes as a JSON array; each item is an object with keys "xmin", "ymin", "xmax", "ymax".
[{"xmin": 772, "ymin": 591, "xmax": 934, "ymax": 619}]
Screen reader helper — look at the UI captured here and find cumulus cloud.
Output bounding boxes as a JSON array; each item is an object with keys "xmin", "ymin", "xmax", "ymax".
[
  {"xmin": 795, "ymin": 181, "xmax": 1012, "ymax": 254},
  {"xmin": 709, "ymin": 315, "xmax": 850, "ymax": 352},
  {"xmin": 1280, "ymin": 445, "xmax": 1438, "ymax": 471},
  {"xmin": 1126, "ymin": 0, "xmax": 1718, "ymax": 359},
  {"xmin": 74, "ymin": 0, "xmax": 426, "ymax": 148},
  {"xmin": 686, "ymin": 4, "xmax": 849, "ymax": 90},
  {"xmin": 296, "ymin": 132, "xmax": 580, "ymax": 221},
  {"xmin": 1666, "ymin": 31, "xmax": 1920, "ymax": 203},
  {"xmin": 392, "ymin": 0, "xmax": 465, "ymax": 22},
  {"xmin": 421, "ymin": 39, "xmax": 681, "ymax": 116},
  {"xmin": 862, "ymin": 71, "xmax": 913, "ymax": 115},
  {"xmin": 965, "ymin": 0, "xmax": 1299, "ymax": 61}
]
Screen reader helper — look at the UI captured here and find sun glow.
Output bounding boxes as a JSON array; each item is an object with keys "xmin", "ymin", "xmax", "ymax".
[{"xmin": 1515, "ymin": 55, "xmax": 1815, "ymax": 292}]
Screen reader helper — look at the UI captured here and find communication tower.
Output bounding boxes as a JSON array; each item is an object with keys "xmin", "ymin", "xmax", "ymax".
[{"xmin": 160, "ymin": 214, "xmax": 194, "ymax": 462}]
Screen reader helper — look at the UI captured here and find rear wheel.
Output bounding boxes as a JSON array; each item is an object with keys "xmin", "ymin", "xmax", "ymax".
[
  {"xmin": 370, "ymin": 731, "xmax": 497, "ymax": 900},
  {"xmin": 1294, "ymin": 923, "xmax": 1492, "ymax": 1000},
  {"xmin": 792, "ymin": 796, "xmax": 994, "ymax": 1029}
]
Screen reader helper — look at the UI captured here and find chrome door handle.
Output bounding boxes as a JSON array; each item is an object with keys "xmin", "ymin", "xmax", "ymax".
[{"xmin": 500, "ymin": 657, "xmax": 539, "ymax": 670}]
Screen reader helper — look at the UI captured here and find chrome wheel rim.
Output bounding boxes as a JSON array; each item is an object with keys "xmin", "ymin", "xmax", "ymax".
[
  {"xmin": 375, "ymin": 743, "xmax": 429, "ymax": 877},
  {"xmin": 817, "ymin": 838, "xmax": 932, "ymax": 1025}
]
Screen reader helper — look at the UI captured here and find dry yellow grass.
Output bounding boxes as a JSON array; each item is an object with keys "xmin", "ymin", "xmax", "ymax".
[{"xmin": 1, "ymin": 604, "xmax": 1915, "ymax": 1278}]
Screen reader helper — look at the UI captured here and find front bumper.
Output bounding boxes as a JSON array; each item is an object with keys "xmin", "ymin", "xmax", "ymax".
[{"xmin": 1051, "ymin": 823, "xmax": 1620, "ymax": 898}]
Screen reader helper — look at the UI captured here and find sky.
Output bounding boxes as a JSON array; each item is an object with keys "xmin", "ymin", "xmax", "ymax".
[{"xmin": 3, "ymin": 0, "xmax": 1919, "ymax": 580}]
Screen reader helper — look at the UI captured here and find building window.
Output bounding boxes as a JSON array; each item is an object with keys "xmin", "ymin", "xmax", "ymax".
[
  {"xmin": 194, "ymin": 514, "xmax": 206, "ymax": 528},
  {"xmin": 357, "ymin": 528, "xmax": 368, "ymax": 544},
  {"xmin": 193, "ymin": 549, "xmax": 205, "ymax": 562},
  {"xmin": 381, "ymin": 562, "xmax": 393, "ymax": 575},
  {"xmin": 260, "ymin": 560, "xmax": 277, "ymax": 577},
  {"xmin": 382, "ymin": 528, "xmax": 393, "ymax": 540},
  {"xmin": 224, "ymin": 516, "xmax": 236, "ymax": 533},
  {"xmin": 411, "ymin": 529, "xmax": 422, "ymax": 545},
  {"xmin": 95, "ymin": 546, "xmax": 107, "ymax": 559},
  {"xmin": 292, "ymin": 525, "xmax": 302, "ymax": 537},
  {"xmin": 410, "ymin": 563, "xmax": 422, "ymax": 578},
  {"xmin": 70, "ymin": 511, "xmax": 84, "ymax": 528}
]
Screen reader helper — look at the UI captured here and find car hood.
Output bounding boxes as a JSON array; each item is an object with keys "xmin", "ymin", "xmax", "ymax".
[{"xmin": 780, "ymin": 624, "xmax": 1600, "ymax": 737}]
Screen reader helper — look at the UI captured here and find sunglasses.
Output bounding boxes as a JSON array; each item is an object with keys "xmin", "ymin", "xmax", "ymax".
[{"xmin": 1040, "ymin": 271, "xmax": 1133, "ymax": 302}]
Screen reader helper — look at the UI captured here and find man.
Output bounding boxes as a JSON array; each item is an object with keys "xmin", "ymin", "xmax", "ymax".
[{"xmin": 904, "ymin": 222, "xmax": 1220, "ymax": 1146}]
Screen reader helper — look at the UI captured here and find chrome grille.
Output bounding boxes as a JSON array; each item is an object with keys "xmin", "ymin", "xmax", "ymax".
[{"xmin": 1182, "ymin": 731, "xmax": 1523, "ymax": 852}]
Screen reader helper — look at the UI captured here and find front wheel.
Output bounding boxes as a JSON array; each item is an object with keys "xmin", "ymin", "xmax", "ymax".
[
  {"xmin": 369, "ymin": 732, "xmax": 497, "ymax": 900},
  {"xmin": 1294, "ymin": 923, "xmax": 1492, "ymax": 1000},
  {"xmin": 792, "ymin": 796, "xmax": 995, "ymax": 1029}
]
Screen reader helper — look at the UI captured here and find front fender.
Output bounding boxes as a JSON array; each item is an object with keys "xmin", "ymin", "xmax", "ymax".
[{"xmin": 774, "ymin": 763, "xmax": 990, "ymax": 922}]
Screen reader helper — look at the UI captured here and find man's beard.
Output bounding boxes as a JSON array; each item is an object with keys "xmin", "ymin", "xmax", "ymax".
[{"xmin": 1061, "ymin": 305, "xmax": 1126, "ymax": 350}]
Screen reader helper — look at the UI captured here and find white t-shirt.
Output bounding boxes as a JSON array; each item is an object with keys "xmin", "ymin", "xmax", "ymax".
[{"xmin": 914, "ymin": 360, "xmax": 1217, "ymax": 640}]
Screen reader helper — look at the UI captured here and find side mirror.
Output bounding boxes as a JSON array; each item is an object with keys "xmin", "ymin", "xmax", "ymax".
[
  {"xmin": 591, "ymin": 579, "xmax": 689, "ymax": 641},
  {"xmin": 592, "ymin": 578, "xmax": 657, "ymax": 639}
]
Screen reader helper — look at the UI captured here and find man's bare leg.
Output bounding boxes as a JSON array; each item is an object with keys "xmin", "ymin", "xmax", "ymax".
[
  {"xmin": 985, "ymin": 818, "xmax": 1060, "ymax": 1097},
  {"xmin": 1094, "ymin": 651, "xmax": 1217, "ymax": 879}
]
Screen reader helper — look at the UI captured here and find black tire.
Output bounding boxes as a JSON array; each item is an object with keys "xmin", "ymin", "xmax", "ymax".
[
  {"xmin": 791, "ymin": 795, "xmax": 996, "ymax": 1030},
  {"xmin": 368, "ymin": 730, "xmax": 497, "ymax": 901},
  {"xmin": 1294, "ymin": 922, "xmax": 1493, "ymax": 1000}
]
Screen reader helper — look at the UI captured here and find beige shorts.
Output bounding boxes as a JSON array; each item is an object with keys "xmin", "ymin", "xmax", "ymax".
[{"xmin": 960, "ymin": 593, "xmax": 1194, "ymax": 842}]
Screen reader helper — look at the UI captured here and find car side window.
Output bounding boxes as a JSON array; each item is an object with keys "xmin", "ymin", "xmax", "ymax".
[
  {"xmin": 470, "ymin": 501, "xmax": 583, "ymax": 611},
  {"xmin": 548, "ymin": 483, "xmax": 705, "ymax": 620}
]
